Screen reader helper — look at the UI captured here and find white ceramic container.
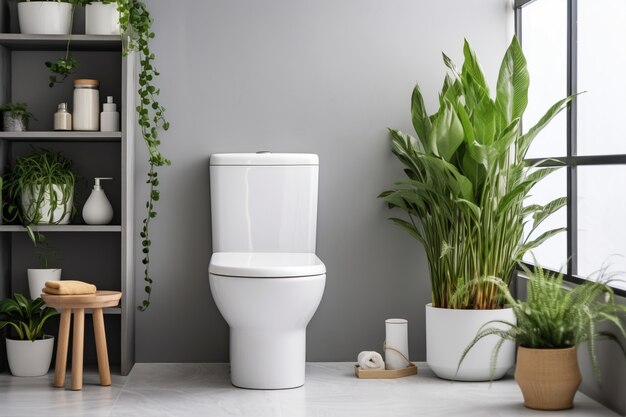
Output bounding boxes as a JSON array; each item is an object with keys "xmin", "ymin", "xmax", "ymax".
[
  {"xmin": 27, "ymin": 268, "xmax": 61, "ymax": 300},
  {"xmin": 6, "ymin": 336, "xmax": 55, "ymax": 376},
  {"xmin": 426, "ymin": 303, "xmax": 516, "ymax": 381},
  {"xmin": 18, "ymin": 2, "xmax": 72, "ymax": 35},
  {"xmin": 73, "ymin": 79, "xmax": 100, "ymax": 131},
  {"xmin": 21, "ymin": 184, "xmax": 73, "ymax": 225},
  {"xmin": 85, "ymin": 2, "xmax": 121, "ymax": 35},
  {"xmin": 385, "ymin": 318, "xmax": 409, "ymax": 370}
]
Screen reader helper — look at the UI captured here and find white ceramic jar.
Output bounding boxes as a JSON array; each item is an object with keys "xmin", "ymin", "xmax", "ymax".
[{"xmin": 73, "ymin": 79, "xmax": 100, "ymax": 131}]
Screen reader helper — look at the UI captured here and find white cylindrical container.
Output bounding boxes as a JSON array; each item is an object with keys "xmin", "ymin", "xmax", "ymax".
[
  {"xmin": 385, "ymin": 318, "xmax": 409, "ymax": 370},
  {"xmin": 100, "ymin": 96, "xmax": 120, "ymax": 132},
  {"xmin": 73, "ymin": 79, "xmax": 100, "ymax": 131},
  {"xmin": 7, "ymin": 336, "xmax": 55, "ymax": 377},
  {"xmin": 54, "ymin": 102, "xmax": 72, "ymax": 131},
  {"xmin": 27, "ymin": 268, "xmax": 61, "ymax": 300},
  {"xmin": 18, "ymin": 2, "xmax": 72, "ymax": 35},
  {"xmin": 85, "ymin": 1, "xmax": 121, "ymax": 35}
]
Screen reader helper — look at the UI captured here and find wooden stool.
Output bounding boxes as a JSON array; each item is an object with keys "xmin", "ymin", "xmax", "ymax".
[{"xmin": 41, "ymin": 291, "xmax": 122, "ymax": 391}]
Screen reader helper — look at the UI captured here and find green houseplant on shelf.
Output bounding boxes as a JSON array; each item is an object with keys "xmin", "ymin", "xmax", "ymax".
[
  {"xmin": 0, "ymin": 293, "xmax": 59, "ymax": 376},
  {"xmin": 44, "ymin": 0, "xmax": 170, "ymax": 310},
  {"xmin": 3, "ymin": 149, "xmax": 76, "ymax": 299},
  {"xmin": 0, "ymin": 102, "xmax": 36, "ymax": 132},
  {"xmin": 379, "ymin": 36, "xmax": 576, "ymax": 381},
  {"xmin": 458, "ymin": 265, "xmax": 626, "ymax": 410}
]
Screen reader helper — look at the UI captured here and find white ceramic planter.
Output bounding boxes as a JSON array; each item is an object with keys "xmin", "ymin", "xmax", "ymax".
[
  {"xmin": 27, "ymin": 268, "xmax": 61, "ymax": 300},
  {"xmin": 21, "ymin": 184, "xmax": 74, "ymax": 225},
  {"xmin": 85, "ymin": 2, "xmax": 120, "ymax": 35},
  {"xmin": 6, "ymin": 336, "xmax": 55, "ymax": 376},
  {"xmin": 18, "ymin": 2, "xmax": 72, "ymax": 35},
  {"xmin": 3, "ymin": 113, "xmax": 27, "ymax": 132},
  {"xmin": 425, "ymin": 303, "xmax": 516, "ymax": 381}
]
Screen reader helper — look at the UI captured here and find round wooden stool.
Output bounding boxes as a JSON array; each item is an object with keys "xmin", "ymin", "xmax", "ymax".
[{"xmin": 41, "ymin": 291, "xmax": 122, "ymax": 391}]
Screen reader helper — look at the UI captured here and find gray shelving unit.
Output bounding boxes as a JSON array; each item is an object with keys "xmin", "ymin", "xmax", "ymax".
[{"xmin": 0, "ymin": 20, "xmax": 135, "ymax": 375}]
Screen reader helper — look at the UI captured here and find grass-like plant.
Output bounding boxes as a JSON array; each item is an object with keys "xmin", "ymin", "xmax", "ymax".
[
  {"xmin": 3, "ymin": 149, "xmax": 76, "ymax": 237},
  {"xmin": 0, "ymin": 102, "xmax": 36, "ymax": 123},
  {"xmin": 379, "ymin": 36, "xmax": 575, "ymax": 309},
  {"xmin": 458, "ymin": 265, "xmax": 626, "ymax": 380},
  {"xmin": 0, "ymin": 293, "xmax": 58, "ymax": 341}
]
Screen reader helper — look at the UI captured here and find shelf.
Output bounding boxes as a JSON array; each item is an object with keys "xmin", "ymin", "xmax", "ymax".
[
  {"xmin": 0, "ymin": 131, "xmax": 122, "ymax": 142},
  {"xmin": 0, "ymin": 34, "xmax": 121, "ymax": 51},
  {"xmin": 0, "ymin": 225, "xmax": 121, "ymax": 232}
]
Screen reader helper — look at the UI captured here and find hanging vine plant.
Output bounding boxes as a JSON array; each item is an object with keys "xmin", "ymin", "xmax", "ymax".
[{"xmin": 46, "ymin": 0, "xmax": 170, "ymax": 311}]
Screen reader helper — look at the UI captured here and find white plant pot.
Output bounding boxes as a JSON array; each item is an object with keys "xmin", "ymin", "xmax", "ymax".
[
  {"xmin": 18, "ymin": 2, "xmax": 72, "ymax": 35},
  {"xmin": 85, "ymin": 2, "xmax": 120, "ymax": 35},
  {"xmin": 27, "ymin": 268, "xmax": 61, "ymax": 300},
  {"xmin": 426, "ymin": 303, "xmax": 516, "ymax": 381},
  {"xmin": 21, "ymin": 184, "xmax": 74, "ymax": 225},
  {"xmin": 6, "ymin": 336, "xmax": 55, "ymax": 377}
]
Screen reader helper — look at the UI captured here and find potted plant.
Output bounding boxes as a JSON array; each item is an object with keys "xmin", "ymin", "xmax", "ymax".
[
  {"xmin": 459, "ymin": 265, "xmax": 626, "ymax": 410},
  {"xmin": 27, "ymin": 234, "xmax": 61, "ymax": 300},
  {"xmin": 17, "ymin": 0, "xmax": 73, "ymax": 35},
  {"xmin": 46, "ymin": 1, "xmax": 170, "ymax": 311},
  {"xmin": 85, "ymin": 0, "xmax": 120, "ymax": 35},
  {"xmin": 0, "ymin": 293, "xmax": 59, "ymax": 376},
  {"xmin": 0, "ymin": 103, "xmax": 36, "ymax": 132},
  {"xmin": 379, "ymin": 36, "xmax": 575, "ymax": 381}
]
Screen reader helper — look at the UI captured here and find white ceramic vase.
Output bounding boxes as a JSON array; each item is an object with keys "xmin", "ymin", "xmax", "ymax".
[
  {"xmin": 21, "ymin": 184, "xmax": 73, "ymax": 225},
  {"xmin": 18, "ymin": 2, "xmax": 72, "ymax": 35},
  {"xmin": 85, "ymin": 2, "xmax": 121, "ymax": 35},
  {"xmin": 425, "ymin": 303, "xmax": 516, "ymax": 381},
  {"xmin": 6, "ymin": 336, "xmax": 55, "ymax": 376},
  {"xmin": 27, "ymin": 268, "xmax": 61, "ymax": 300}
]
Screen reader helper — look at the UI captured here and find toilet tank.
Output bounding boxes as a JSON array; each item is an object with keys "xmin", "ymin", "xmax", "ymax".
[{"xmin": 210, "ymin": 153, "xmax": 319, "ymax": 253}]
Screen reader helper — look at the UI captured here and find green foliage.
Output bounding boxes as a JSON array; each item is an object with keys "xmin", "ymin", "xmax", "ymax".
[
  {"xmin": 458, "ymin": 265, "xmax": 626, "ymax": 382},
  {"xmin": 0, "ymin": 293, "xmax": 58, "ymax": 341},
  {"xmin": 0, "ymin": 102, "xmax": 36, "ymax": 123},
  {"xmin": 44, "ymin": 1, "xmax": 170, "ymax": 311},
  {"xmin": 379, "ymin": 36, "xmax": 575, "ymax": 309},
  {"xmin": 3, "ymin": 149, "xmax": 76, "ymax": 256}
]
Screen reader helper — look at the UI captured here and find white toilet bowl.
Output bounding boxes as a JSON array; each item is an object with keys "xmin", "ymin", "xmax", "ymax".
[{"xmin": 209, "ymin": 252, "xmax": 326, "ymax": 389}]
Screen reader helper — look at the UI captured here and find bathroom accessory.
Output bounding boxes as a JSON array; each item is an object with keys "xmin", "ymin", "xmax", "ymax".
[
  {"xmin": 54, "ymin": 102, "xmax": 72, "ymax": 131},
  {"xmin": 43, "ymin": 280, "xmax": 97, "ymax": 296},
  {"xmin": 358, "ymin": 351, "xmax": 385, "ymax": 370},
  {"xmin": 82, "ymin": 177, "xmax": 114, "ymax": 225},
  {"xmin": 385, "ymin": 318, "xmax": 409, "ymax": 370},
  {"xmin": 208, "ymin": 153, "xmax": 326, "ymax": 389},
  {"xmin": 73, "ymin": 79, "xmax": 99, "ymax": 131},
  {"xmin": 355, "ymin": 363, "xmax": 417, "ymax": 379},
  {"xmin": 100, "ymin": 96, "xmax": 119, "ymax": 132}
]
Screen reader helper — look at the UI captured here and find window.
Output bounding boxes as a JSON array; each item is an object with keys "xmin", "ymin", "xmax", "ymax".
[{"xmin": 516, "ymin": 0, "xmax": 626, "ymax": 291}]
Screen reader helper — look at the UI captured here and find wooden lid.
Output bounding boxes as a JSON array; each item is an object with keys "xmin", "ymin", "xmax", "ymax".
[
  {"xmin": 73, "ymin": 79, "xmax": 99, "ymax": 88},
  {"xmin": 42, "ymin": 290, "xmax": 121, "ymax": 309}
]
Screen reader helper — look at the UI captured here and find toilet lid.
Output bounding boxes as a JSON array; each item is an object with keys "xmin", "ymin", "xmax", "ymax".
[{"xmin": 209, "ymin": 252, "xmax": 326, "ymax": 278}]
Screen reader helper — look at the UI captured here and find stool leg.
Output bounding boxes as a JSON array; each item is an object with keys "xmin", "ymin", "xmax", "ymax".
[
  {"xmin": 92, "ymin": 308, "xmax": 111, "ymax": 386},
  {"xmin": 71, "ymin": 308, "xmax": 85, "ymax": 391},
  {"xmin": 53, "ymin": 308, "xmax": 71, "ymax": 388}
]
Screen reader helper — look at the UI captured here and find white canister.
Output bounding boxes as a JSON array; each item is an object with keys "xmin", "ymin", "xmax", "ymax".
[
  {"xmin": 385, "ymin": 318, "xmax": 409, "ymax": 370},
  {"xmin": 73, "ymin": 79, "xmax": 100, "ymax": 131},
  {"xmin": 85, "ymin": 2, "xmax": 121, "ymax": 35}
]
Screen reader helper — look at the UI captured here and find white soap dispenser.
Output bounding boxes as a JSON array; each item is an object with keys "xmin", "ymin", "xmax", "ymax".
[
  {"xmin": 83, "ymin": 177, "xmax": 114, "ymax": 225},
  {"xmin": 100, "ymin": 96, "xmax": 120, "ymax": 132}
]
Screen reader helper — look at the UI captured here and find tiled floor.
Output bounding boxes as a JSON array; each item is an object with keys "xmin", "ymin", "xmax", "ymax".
[{"xmin": 0, "ymin": 363, "xmax": 617, "ymax": 417}]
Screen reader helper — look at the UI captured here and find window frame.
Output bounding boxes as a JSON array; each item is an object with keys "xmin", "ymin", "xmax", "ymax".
[{"xmin": 515, "ymin": 0, "xmax": 626, "ymax": 296}]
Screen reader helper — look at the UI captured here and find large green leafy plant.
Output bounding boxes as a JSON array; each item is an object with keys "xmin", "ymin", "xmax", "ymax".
[
  {"xmin": 45, "ymin": 1, "xmax": 170, "ymax": 310},
  {"xmin": 0, "ymin": 293, "xmax": 59, "ymax": 341},
  {"xmin": 459, "ymin": 265, "xmax": 626, "ymax": 380},
  {"xmin": 380, "ymin": 36, "xmax": 575, "ymax": 309}
]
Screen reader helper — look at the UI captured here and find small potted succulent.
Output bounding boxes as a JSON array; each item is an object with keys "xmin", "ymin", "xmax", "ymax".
[
  {"xmin": 459, "ymin": 265, "xmax": 626, "ymax": 410},
  {"xmin": 0, "ymin": 103, "xmax": 36, "ymax": 132},
  {"xmin": 17, "ymin": 0, "xmax": 74, "ymax": 35},
  {"xmin": 0, "ymin": 293, "xmax": 59, "ymax": 376}
]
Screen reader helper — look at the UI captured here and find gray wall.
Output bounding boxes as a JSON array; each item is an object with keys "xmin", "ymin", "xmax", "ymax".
[{"xmin": 134, "ymin": 0, "xmax": 513, "ymax": 362}]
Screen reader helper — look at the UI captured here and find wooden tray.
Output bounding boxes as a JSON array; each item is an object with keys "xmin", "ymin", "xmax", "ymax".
[{"xmin": 354, "ymin": 363, "xmax": 417, "ymax": 379}]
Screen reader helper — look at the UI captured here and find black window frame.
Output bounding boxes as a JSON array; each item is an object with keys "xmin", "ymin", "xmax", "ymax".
[{"xmin": 515, "ymin": 0, "xmax": 626, "ymax": 296}]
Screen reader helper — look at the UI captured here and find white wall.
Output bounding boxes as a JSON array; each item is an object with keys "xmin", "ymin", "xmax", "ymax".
[{"xmin": 134, "ymin": 0, "xmax": 513, "ymax": 362}]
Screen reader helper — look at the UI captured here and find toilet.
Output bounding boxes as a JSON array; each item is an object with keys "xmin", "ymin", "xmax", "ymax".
[{"xmin": 208, "ymin": 153, "xmax": 326, "ymax": 389}]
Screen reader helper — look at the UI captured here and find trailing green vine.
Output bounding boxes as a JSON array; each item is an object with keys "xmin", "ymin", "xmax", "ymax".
[{"xmin": 46, "ymin": 1, "xmax": 170, "ymax": 311}]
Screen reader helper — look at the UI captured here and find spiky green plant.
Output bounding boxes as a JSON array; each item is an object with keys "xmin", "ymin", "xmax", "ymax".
[
  {"xmin": 0, "ymin": 293, "xmax": 58, "ymax": 341},
  {"xmin": 458, "ymin": 265, "xmax": 626, "ymax": 381},
  {"xmin": 379, "ymin": 36, "xmax": 575, "ymax": 309}
]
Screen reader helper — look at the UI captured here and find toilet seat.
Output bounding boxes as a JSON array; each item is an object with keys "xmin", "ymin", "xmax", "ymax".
[{"xmin": 209, "ymin": 252, "xmax": 325, "ymax": 278}]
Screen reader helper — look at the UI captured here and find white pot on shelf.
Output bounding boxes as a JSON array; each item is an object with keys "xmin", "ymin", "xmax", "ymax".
[
  {"xmin": 21, "ymin": 184, "xmax": 74, "ymax": 225},
  {"xmin": 6, "ymin": 336, "xmax": 55, "ymax": 376},
  {"xmin": 425, "ymin": 303, "xmax": 516, "ymax": 381},
  {"xmin": 18, "ymin": 2, "xmax": 72, "ymax": 35},
  {"xmin": 85, "ymin": 2, "xmax": 121, "ymax": 35},
  {"xmin": 27, "ymin": 268, "xmax": 61, "ymax": 300}
]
